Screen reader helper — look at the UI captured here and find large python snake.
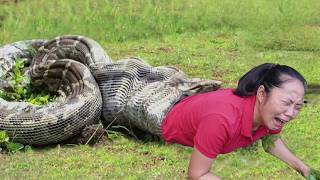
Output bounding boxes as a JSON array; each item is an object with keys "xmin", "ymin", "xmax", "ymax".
[{"xmin": 0, "ymin": 35, "xmax": 222, "ymax": 145}]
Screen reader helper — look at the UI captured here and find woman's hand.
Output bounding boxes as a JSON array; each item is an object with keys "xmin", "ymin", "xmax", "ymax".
[{"xmin": 188, "ymin": 147, "xmax": 220, "ymax": 180}]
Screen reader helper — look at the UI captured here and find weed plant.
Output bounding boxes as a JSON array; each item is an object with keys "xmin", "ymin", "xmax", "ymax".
[
  {"xmin": 0, "ymin": 59, "xmax": 56, "ymax": 105},
  {"xmin": 0, "ymin": 130, "xmax": 28, "ymax": 154}
]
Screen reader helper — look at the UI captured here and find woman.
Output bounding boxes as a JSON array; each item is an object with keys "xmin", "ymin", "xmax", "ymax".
[{"xmin": 161, "ymin": 63, "xmax": 317, "ymax": 179}]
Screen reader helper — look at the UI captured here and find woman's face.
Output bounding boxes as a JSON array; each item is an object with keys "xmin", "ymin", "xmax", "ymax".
[{"xmin": 257, "ymin": 78, "xmax": 305, "ymax": 130}]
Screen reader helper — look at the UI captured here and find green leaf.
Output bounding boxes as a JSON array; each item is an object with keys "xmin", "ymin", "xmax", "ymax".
[
  {"xmin": 0, "ymin": 131, "xmax": 10, "ymax": 143},
  {"xmin": 307, "ymin": 169, "xmax": 320, "ymax": 180},
  {"xmin": 307, "ymin": 175, "xmax": 317, "ymax": 180},
  {"xmin": 5, "ymin": 142, "xmax": 25, "ymax": 153}
]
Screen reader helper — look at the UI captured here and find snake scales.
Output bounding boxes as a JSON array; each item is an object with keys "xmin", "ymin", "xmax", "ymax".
[{"xmin": 0, "ymin": 35, "xmax": 222, "ymax": 145}]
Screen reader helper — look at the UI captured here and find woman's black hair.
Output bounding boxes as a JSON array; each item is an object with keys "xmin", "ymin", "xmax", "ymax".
[{"xmin": 234, "ymin": 63, "xmax": 307, "ymax": 97}]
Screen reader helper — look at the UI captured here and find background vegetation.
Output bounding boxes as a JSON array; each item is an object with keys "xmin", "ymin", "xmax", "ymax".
[{"xmin": 0, "ymin": 0, "xmax": 319, "ymax": 179}]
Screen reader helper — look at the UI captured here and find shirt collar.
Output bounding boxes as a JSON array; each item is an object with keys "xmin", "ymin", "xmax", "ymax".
[{"xmin": 241, "ymin": 95, "xmax": 257, "ymax": 138}]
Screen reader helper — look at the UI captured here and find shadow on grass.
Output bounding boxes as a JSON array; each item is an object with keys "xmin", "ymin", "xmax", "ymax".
[
  {"xmin": 305, "ymin": 83, "xmax": 320, "ymax": 105},
  {"xmin": 28, "ymin": 122, "xmax": 164, "ymax": 153},
  {"xmin": 104, "ymin": 124, "xmax": 164, "ymax": 143},
  {"xmin": 307, "ymin": 83, "xmax": 320, "ymax": 93}
]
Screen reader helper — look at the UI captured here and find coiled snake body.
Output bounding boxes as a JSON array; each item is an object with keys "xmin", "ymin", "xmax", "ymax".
[{"xmin": 0, "ymin": 35, "xmax": 221, "ymax": 145}]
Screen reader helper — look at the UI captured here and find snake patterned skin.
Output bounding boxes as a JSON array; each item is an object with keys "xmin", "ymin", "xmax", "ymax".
[
  {"xmin": 0, "ymin": 35, "xmax": 222, "ymax": 145},
  {"xmin": 0, "ymin": 36, "xmax": 106, "ymax": 145},
  {"xmin": 95, "ymin": 58, "xmax": 222, "ymax": 136}
]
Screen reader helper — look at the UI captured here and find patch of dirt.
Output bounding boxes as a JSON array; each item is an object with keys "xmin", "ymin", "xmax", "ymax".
[
  {"xmin": 158, "ymin": 47, "xmax": 174, "ymax": 53},
  {"xmin": 305, "ymin": 83, "xmax": 320, "ymax": 105},
  {"xmin": 0, "ymin": 0, "xmax": 22, "ymax": 4},
  {"xmin": 307, "ymin": 83, "xmax": 320, "ymax": 94},
  {"xmin": 0, "ymin": 15, "xmax": 5, "ymax": 28},
  {"xmin": 212, "ymin": 68, "xmax": 232, "ymax": 80},
  {"xmin": 212, "ymin": 32, "xmax": 231, "ymax": 40},
  {"xmin": 304, "ymin": 24, "xmax": 320, "ymax": 30},
  {"xmin": 142, "ymin": 155, "xmax": 166, "ymax": 169}
]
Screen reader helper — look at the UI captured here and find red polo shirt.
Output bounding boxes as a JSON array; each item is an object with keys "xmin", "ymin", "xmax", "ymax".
[{"xmin": 162, "ymin": 89, "xmax": 281, "ymax": 159}]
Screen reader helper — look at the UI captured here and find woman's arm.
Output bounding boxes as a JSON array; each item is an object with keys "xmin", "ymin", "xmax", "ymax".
[
  {"xmin": 188, "ymin": 147, "xmax": 220, "ymax": 180},
  {"xmin": 265, "ymin": 138, "xmax": 310, "ymax": 177}
]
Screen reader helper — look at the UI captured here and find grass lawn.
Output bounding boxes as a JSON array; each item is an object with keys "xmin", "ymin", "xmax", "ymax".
[{"xmin": 0, "ymin": 0, "xmax": 320, "ymax": 179}]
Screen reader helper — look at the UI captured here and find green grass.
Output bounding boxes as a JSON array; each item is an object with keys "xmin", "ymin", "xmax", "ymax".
[{"xmin": 0, "ymin": 0, "xmax": 320, "ymax": 179}]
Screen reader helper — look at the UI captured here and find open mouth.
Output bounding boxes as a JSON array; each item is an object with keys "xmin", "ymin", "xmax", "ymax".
[{"xmin": 275, "ymin": 117, "xmax": 285, "ymax": 125}]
